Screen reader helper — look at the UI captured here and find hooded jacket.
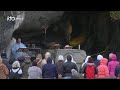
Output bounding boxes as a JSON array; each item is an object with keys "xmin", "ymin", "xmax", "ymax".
[
  {"xmin": 97, "ymin": 58, "xmax": 109, "ymax": 78},
  {"xmin": 21, "ymin": 59, "xmax": 32, "ymax": 78},
  {"xmin": 64, "ymin": 55, "xmax": 76, "ymax": 64},
  {"xmin": 94, "ymin": 55, "xmax": 103, "ymax": 67},
  {"xmin": 108, "ymin": 54, "xmax": 119, "ymax": 77},
  {"xmin": 82, "ymin": 62, "xmax": 97, "ymax": 79},
  {"xmin": 63, "ymin": 59, "xmax": 78, "ymax": 77},
  {"xmin": 42, "ymin": 57, "xmax": 57, "ymax": 78}
]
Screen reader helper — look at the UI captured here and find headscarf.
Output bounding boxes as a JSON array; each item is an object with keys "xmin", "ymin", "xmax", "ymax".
[
  {"xmin": 81, "ymin": 56, "xmax": 91, "ymax": 68},
  {"xmin": 64, "ymin": 55, "xmax": 76, "ymax": 64}
]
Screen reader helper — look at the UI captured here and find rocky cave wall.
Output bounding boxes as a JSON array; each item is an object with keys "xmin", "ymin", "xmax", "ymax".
[
  {"xmin": 1, "ymin": 11, "xmax": 120, "ymax": 59},
  {"xmin": 0, "ymin": 11, "xmax": 25, "ymax": 52}
]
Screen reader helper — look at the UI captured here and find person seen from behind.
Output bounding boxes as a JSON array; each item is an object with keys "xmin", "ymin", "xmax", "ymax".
[
  {"xmin": 82, "ymin": 57, "xmax": 97, "ymax": 79},
  {"xmin": 0, "ymin": 56, "xmax": 9, "ymax": 79},
  {"xmin": 97, "ymin": 58, "xmax": 109, "ymax": 79},
  {"xmin": 63, "ymin": 55, "xmax": 78, "ymax": 79},
  {"xmin": 108, "ymin": 54, "xmax": 119, "ymax": 78}
]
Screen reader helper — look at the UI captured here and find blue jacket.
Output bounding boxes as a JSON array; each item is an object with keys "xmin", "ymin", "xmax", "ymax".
[
  {"xmin": 42, "ymin": 57, "xmax": 57, "ymax": 78},
  {"xmin": 94, "ymin": 60, "xmax": 100, "ymax": 67}
]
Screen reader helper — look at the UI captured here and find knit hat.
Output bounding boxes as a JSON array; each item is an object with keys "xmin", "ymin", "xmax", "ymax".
[
  {"xmin": 1, "ymin": 52, "xmax": 7, "ymax": 58},
  {"xmin": 97, "ymin": 55, "xmax": 103, "ymax": 60},
  {"xmin": 58, "ymin": 55, "xmax": 64, "ymax": 61}
]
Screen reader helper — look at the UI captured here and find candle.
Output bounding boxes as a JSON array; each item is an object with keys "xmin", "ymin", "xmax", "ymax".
[{"xmin": 78, "ymin": 44, "xmax": 80, "ymax": 49}]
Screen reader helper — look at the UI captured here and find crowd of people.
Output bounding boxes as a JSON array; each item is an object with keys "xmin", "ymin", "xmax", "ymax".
[
  {"xmin": 0, "ymin": 51, "xmax": 79, "ymax": 79},
  {"xmin": 0, "ymin": 37, "xmax": 120, "ymax": 79},
  {"xmin": 1, "ymin": 50, "xmax": 120, "ymax": 79}
]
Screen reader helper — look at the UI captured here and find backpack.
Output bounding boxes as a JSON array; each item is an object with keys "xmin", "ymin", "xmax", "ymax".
[
  {"xmin": 9, "ymin": 68, "xmax": 21, "ymax": 79},
  {"xmin": 85, "ymin": 65, "xmax": 95, "ymax": 79}
]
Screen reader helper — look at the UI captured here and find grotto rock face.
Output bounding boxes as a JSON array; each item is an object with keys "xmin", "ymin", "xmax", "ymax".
[
  {"xmin": 0, "ymin": 11, "xmax": 64, "ymax": 52},
  {"xmin": 13, "ymin": 11, "xmax": 65, "ymax": 48},
  {"xmin": 0, "ymin": 11, "xmax": 25, "ymax": 52},
  {"xmin": 17, "ymin": 11, "xmax": 64, "ymax": 31},
  {"xmin": 65, "ymin": 11, "xmax": 120, "ymax": 58},
  {"xmin": 2, "ymin": 11, "xmax": 120, "ymax": 59}
]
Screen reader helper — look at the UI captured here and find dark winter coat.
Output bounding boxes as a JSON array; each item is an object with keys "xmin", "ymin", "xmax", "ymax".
[
  {"xmin": 63, "ymin": 61, "xmax": 78, "ymax": 77},
  {"xmin": 21, "ymin": 59, "xmax": 32, "ymax": 78},
  {"xmin": 56, "ymin": 60, "xmax": 64, "ymax": 76},
  {"xmin": 42, "ymin": 58, "xmax": 57, "ymax": 79}
]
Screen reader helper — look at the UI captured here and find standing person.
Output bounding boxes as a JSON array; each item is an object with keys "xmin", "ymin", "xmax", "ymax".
[
  {"xmin": 94, "ymin": 55, "xmax": 103, "ymax": 67},
  {"xmin": 56, "ymin": 55, "xmax": 64, "ymax": 78},
  {"xmin": 108, "ymin": 54, "xmax": 119, "ymax": 78},
  {"xmin": 82, "ymin": 57, "xmax": 97, "ymax": 79},
  {"xmin": 81, "ymin": 56, "xmax": 91, "ymax": 68},
  {"xmin": 79, "ymin": 56, "xmax": 91, "ymax": 74},
  {"xmin": 9, "ymin": 61, "xmax": 22, "ymax": 79},
  {"xmin": 0, "ymin": 56, "xmax": 9, "ymax": 79},
  {"xmin": 42, "ymin": 57, "xmax": 57, "ymax": 79},
  {"xmin": 35, "ymin": 54, "xmax": 43, "ymax": 68},
  {"xmin": 42, "ymin": 52, "xmax": 54, "ymax": 66},
  {"xmin": 21, "ymin": 55, "xmax": 32, "ymax": 79},
  {"xmin": 64, "ymin": 55, "xmax": 76, "ymax": 64},
  {"xmin": 115, "ymin": 62, "xmax": 120, "ymax": 78},
  {"xmin": 11, "ymin": 37, "xmax": 27, "ymax": 60},
  {"xmin": 108, "ymin": 53, "xmax": 113, "ymax": 62},
  {"xmin": 63, "ymin": 55, "xmax": 78, "ymax": 79},
  {"xmin": 1, "ymin": 52, "xmax": 12, "ymax": 71},
  {"xmin": 28, "ymin": 60, "xmax": 42, "ymax": 79},
  {"xmin": 97, "ymin": 58, "xmax": 109, "ymax": 79}
]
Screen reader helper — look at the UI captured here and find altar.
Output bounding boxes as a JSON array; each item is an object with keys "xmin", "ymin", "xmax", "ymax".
[{"xmin": 47, "ymin": 49, "xmax": 86, "ymax": 64}]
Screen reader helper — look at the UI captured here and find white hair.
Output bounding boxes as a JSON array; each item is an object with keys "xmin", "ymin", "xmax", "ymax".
[
  {"xmin": 45, "ymin": 52, "xmax": 51, "ymax": 59},
  {"xmin": 58, "ymin": 55, "xmax": 64, "ymax": 61},
  {"xmin": 12, "ymin": 61, "xmax": 20, "ymax": 68}
]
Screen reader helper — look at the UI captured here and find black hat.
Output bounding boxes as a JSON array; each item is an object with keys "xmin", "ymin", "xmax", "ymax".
[{"xmin": 1, "ymin": 52, "xmax": 7, "ymax": 58}]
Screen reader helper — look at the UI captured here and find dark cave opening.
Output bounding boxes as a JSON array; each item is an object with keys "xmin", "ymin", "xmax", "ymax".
[{"xmin": 12, "ymin": 11, "xmax": 120, "ymax": 57}]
